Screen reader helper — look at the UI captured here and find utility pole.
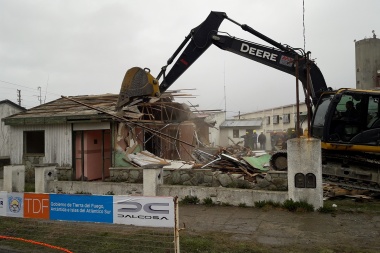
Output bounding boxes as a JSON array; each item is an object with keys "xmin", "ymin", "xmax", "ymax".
[{"xmin": 17, "ymin": 89, "xmax": 21, "ymax": 106}]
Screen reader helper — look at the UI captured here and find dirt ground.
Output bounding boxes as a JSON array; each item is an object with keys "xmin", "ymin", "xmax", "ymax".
[{"xmin": 179, "ymin": 204, "xmax": 380, "ymax": 252}]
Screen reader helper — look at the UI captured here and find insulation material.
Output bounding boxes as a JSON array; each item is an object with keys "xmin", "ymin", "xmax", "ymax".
[{"xmin": 127, "ymin": 151, "xmax": 170, "ymax": 167}]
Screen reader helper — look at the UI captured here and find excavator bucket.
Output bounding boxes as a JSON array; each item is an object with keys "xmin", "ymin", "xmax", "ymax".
[{"xmin": 116, "ymin": 67, "xmax": 160, "ymax": 110}]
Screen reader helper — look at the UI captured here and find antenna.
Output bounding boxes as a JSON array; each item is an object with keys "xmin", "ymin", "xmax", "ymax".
[
  {"xmin": 44, "ymin": 74, "xmax": 49, "ymax": 103},
  {"xmin": 17, "ymin": 89, "xmax": 21, "ymax": 106},
  {"xmin": 38, "ymin": 86, "xmax": 42, "ymax": 105},
  {"xmin": 303, "ymin": 0, "xmax": 306, "ymax": 51}
]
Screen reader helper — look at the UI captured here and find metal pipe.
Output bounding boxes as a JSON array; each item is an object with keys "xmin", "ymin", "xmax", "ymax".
[
  {"xmin": 306, "ymin": 53, "xmax": 312, "ymax": 138},
  {"xmin": 295, "ymin": 55, "xmax": 301, "ymax": 138}
]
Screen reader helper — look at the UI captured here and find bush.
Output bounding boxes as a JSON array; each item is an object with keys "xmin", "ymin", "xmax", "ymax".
[
  {"xmin": 254, "ymin": 200, "xmax": 267, "ymax": 208},
  {"xmin": 180, "ymin": 195, "xmax": 200, "ymax": 205},
  {"xmin": 282, "ymin": 199, "xmax": 314, "ymax": 212},
  {"xmin": 202, "ymin": 197, "xmax": 214, "ymax": 206}
]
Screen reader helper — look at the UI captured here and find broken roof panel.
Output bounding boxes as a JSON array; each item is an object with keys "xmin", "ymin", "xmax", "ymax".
[{"xmin": 3, "ymin": 91, "xmax": 199, "ymax": 126}]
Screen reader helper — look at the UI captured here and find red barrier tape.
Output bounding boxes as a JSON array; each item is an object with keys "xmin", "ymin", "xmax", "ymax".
[{"xmin": 0, "ymin": 235, "xmax": 73, "ymax": 253}]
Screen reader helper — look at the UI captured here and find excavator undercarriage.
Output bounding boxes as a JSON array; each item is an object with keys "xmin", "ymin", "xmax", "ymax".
[{"xmin": 270, "ymin": 149, "xmax": 380, "ymax": 192}]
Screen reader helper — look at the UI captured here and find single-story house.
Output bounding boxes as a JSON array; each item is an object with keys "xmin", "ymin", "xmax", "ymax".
[{"xmin": 3, "ymin": 94, "xmax": 211, "ymax": 181}]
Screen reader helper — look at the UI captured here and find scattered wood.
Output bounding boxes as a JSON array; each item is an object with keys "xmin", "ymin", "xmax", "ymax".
[{"xmin": 323, "ymin": 183, "xmax": 372, "ymax": 199}]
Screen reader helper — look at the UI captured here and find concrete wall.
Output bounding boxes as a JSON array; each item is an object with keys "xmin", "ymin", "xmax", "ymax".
[
  {"xmin": 47, "ymin": 181, "xmax": 143, "ymax": 196},
  {"xmin": 109, "ymin": 167, "xmax": 288, "ymax": 191},
  {"xmin": 46, "ymin": 181, "xmax": 288, "ymax": 207}
]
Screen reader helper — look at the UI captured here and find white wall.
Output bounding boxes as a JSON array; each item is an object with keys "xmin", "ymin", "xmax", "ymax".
[
  {"xmin": 9, "ymin": 123, "xmax": 72, "ymax": 166},
  {"xmin": 207, "ymin": 111, "xmax": 226, "ymax": 147},
  {"xmin": 0, "ymin": 103, "xmax": 23, "ymax": 157}
]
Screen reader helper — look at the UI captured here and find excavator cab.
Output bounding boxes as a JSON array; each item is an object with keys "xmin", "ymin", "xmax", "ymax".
[{"xmin": 311, "ymin": 89, "xmax": 380, "ymax": 152}]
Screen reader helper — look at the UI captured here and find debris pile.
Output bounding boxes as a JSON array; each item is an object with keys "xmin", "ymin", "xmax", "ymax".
[{"xmin": 193, "ymin": 144, "xmax": 271, "ymax": 182}]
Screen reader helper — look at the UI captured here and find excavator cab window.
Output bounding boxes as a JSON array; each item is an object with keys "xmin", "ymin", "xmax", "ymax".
[
  {"xmin": 328, "ymin": 94, "xmax": 363, "ymax": 141},
  {"xmin": 311, "ymin": 93, "xmax": 334, "ymax": 139},
  {"xmin": 367, "ymin": 96, "xmax": 380, "ymax": 128}
]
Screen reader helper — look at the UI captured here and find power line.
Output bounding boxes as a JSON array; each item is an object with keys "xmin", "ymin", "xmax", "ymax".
[
  {"xmin": 0, "ymin": 79, "xmax": 39, "ymax": 91},
  {"xmin": 0, "ymin": 79, "xmax": 61, "ymax": 97}
]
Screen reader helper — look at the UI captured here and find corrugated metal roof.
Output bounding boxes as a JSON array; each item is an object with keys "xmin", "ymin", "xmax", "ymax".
[{"xmin": 220, "ymin": 119, "xmax": 262, "ymax": 128}]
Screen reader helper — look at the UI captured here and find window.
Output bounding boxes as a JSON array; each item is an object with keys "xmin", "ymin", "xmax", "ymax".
[
  {"xmin": 24, "ymin": 131, "xmax": 45, "ymax": 154},
  {"xmin": 283, "ymin": 114, "xmax": 290, "ymax": 123},
  {"xmin": 233, "ymin": 129, "xmax": 239, "ymax": 138},
  {"xmin": 273, "ymin": 115, "xmax": 279, "ymax": 124},
  {"xmin": 266, "ymin": 116, "xmax": 270, "ymax": 125}
]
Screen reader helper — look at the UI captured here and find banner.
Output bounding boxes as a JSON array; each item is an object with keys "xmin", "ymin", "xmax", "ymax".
[
  {"xmin": 50, "ymin": 194, "xmax": 113, "ymax": 223},
  {"xmin": 24, "ymin": 193, "xmax": 50, "ymax": 219},
  {"xmin": 0, "ymin": 191, "xmax": 7, "ymax": 216},
  {"xmin": 0, "ymin": 193, "xmax": 175, "ymax": 229},
  {"xmin": 113, "ymin": 196, "xmax": 174, "ymax": 228},
  {"xmin": 6, "ymin": 192, "xmax": 24, "ymax": 218}
]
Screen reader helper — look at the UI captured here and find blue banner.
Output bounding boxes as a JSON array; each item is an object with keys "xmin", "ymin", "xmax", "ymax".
[{"xmin": 50, "ymin": 194, "xmax": 113, "ymax": 223}]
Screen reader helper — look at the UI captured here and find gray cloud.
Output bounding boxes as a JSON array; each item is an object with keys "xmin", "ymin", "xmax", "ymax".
[{"xmin": 0, "ymin": 0, "xmax": 379, "ymax": 115}]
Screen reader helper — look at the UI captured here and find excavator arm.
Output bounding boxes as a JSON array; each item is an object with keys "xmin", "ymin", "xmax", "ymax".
[{"xmin": 116, "ymin": 11, "xmax": 329, "ymax": 109}]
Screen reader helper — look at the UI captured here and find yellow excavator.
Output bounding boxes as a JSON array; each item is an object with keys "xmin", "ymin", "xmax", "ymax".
[{"xmin": 116, "ymin": 11, "xmax": 380, "ymax": 191}]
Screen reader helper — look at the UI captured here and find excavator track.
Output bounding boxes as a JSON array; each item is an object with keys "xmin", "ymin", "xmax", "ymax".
[{"xmin": 270, "ymin": 150, "xmax": 380, "ymax": 192}]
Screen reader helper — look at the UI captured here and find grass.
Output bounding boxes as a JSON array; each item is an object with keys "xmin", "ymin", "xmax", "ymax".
[
  {"xmin": 0, "ymin": 217, "xmax": 378, "ymax": 253},
  {"xmin": 1, "ymin": 196, "xmax": 380, "ymax": 253},
  {"xmin": 323, "ymin": 196, "xmax": 380, "ymax": 214}
]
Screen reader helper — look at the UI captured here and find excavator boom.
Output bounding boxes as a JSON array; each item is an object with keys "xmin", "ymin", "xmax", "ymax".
[{"xmin": 116, "ymin": 11, "xmax": 329, "ymax": 109}]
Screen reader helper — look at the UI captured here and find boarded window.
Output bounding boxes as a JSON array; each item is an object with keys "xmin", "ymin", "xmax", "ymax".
[
  {"xmin": 233, "ymin": 129, "xmax": 239, "ymax": 138},
  {"xmin": 24, "ymin": 131, "xmax": 45, "ymax": 154}
]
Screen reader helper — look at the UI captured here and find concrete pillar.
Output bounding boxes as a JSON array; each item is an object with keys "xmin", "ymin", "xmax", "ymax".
[
  {"xmin": 287, "ymin": 137, "xmax": 323, "ymax": 210},
  {"xmin": 143, "ymin": 164, "xmax": 164, "ymax": 196},
  {"xmin": 35, "ymin": 166, "xmax": 56, "ymax": 193},
  {"xmin": 3, "ymin": 165, "xmax": 25, "ymax": 193}
]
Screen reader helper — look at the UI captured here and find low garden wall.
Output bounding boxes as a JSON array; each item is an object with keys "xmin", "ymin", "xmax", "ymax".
[{"xmin": 108, "ymin": 167, "xmax": 288, "ymax": 191}]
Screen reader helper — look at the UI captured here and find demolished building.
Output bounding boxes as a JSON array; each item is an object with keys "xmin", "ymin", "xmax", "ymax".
[{"xmin": 2, "ymin": 93, "xmax": 212, "ymax": 181}]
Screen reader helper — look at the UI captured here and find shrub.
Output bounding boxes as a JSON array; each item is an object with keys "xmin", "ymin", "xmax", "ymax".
[
  {"xmin": 254, "ymin": 200, "xmax": 267, "ymax": 208},
  {"xmin": 282, "ymin": 199, "xmax": 314, "ymax": 212},
  {"xmin": 180, "ymin": 195, "xmax": 200, "ymax": 205},
  {"xmin": 202, "ymin": 197, "xmax": 214, "ymax": 206}
]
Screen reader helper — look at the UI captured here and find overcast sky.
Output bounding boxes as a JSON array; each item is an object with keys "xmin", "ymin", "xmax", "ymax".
[{"xmin": 0, "ymin": 0, "xmax": 379, "ymax": 117}]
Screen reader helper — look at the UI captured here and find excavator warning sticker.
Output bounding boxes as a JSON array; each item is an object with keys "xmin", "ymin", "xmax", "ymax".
[{"xmin": 279, "ymin": 55, "xmax": 294, "ymax": 67}]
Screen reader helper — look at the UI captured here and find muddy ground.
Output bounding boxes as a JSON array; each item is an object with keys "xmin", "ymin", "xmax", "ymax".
[{"xmin": 179, "ymin": 204, "xmax": 380, "ymax": 252}]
